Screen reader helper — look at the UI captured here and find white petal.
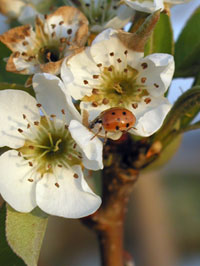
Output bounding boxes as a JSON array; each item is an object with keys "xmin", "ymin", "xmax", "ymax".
[
  {"xmin": 33, "ymin": 73, "xmax": 81, "ymax": 123},
  {"xmin": 36, "ymin": 165, "xmax": 101, "ymax": 218},
  {"xmin": 91, "ymin": 28, "xmax": 143, "ymax": 68},
  {"xmin": 61, "ymin": 49, "xmax": 100, "ymax": 100},
  {"xmin": 137, "ymin": 53, "xmax": 175, "ymax": 96},
  {"xmin": 0, "ymin": 150, "xmax": 38, "ymax": 212},
  {"xmin": 124, "ymin": 0, "xmax": 164, "ymax": 13},
  {"xmin": 0, "ymin": 90, "xmax": 40, "ymax": 148},
  {"xmin": 130, "ymin": 97, "xmax": 171, "ymax": 137},
  {"xmin": 68, "ymin": 120, "xmax": 103, "ymax": 170}
]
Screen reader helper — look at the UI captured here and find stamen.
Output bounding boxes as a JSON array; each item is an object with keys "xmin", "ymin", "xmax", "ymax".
[
  {"xmin": 28, "ymin": 178, "xmax": 34, "ymax": 182},
  {"xmin": 132, "ymin": 103, "xmax": 138, "ymax": 109},
  {"xmin": 67, "ymin": 29, "xmax": 72, "ymax": 35},
  {"xmin": 92, "ymin": 101, "xmax": 98, "ymax": 107},
  {"xmin": 93, "ymin": 75, "xmax": 99, "ymax": 79},
  {"xmin": 73, "ymin": 173, "xmax": 78, "ymax": 178},
  {"xmin": 83, "ymin": 80, "xmax": 89, "ymax": 85},
  {"xmin": 154, "ymin": 83, "xmax": 159, "ymax": 88},
  {"xmin": 141, "ymin": 77, "xmax": 146, "ymax": 83},
  {"xmin": 141, "ymin": 62, "xmax": 148, "ymax": 69},
  {"xmin": 144, "ymin": 98, "xmax": 151, "ymax": 104},
  {"xmin": 28, "ymin": 161, "xmax": 33, "ymax": 167},
  {"xmin": 55, "ymin": 182, "xmax": 60, "ymax": 188},
  {"xmin": 110, "ymin": 52, "xmax": 114, "ymax": 56},
  {"xmin": 92, "ymin": 88, "xmax": 99, "ymax": 94}
]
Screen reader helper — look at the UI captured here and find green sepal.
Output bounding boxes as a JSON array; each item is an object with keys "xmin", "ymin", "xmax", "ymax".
[
  {"xmin": 6, "ymin": 205, "xmax": 48, "ymax": 266},
  {"xmin": 145, "ymin": 12, "xmax": 174, "ymax": 56},
  {"xmin": 0, "ymin": 82, "xmax": 35, "ymax": 97},
  {"xmin": 0, "ymin": 204, "xmax": 25, "ymax": 265},
  {"xmin": 174, "ymin": 7, "xmax": 200, "ymax": 78}
]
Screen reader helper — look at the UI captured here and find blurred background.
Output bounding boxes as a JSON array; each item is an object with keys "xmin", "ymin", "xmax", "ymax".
[{"xmin": 0, "ymin": 0, "xmax": 200, "ymax": 265}]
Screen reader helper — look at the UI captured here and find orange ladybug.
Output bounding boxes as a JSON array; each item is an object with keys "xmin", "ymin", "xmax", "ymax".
[{"xmin": 89, "ymin": 107, "xmax": 136, "ymax": 140}]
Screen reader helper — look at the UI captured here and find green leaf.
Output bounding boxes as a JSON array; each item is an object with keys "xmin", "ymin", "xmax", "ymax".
[
  {"xmin": 6, "ymin": 205, "xmax": 48, "ymax": 266},
  {"xmin": 0, "ymin": 204, "xmax": 25, "ymax": 266},
  {"xmin": 155, "ymin": 86, "xmax": 200, "ymax": 144},
  {"xmin": 174, "ymin": 6, "xmax": 200, "ymax": 78},
  {"xmin": 144, "ymin": 12, "xmax": 174, "ymax": 55},
  {"xmin": 0, "ymin": 42, "xmax": 28, "ymax": 84}
]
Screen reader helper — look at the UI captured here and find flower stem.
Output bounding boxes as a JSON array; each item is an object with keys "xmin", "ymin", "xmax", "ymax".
[{"xmin": 82, "ymin": 165, "xmax": 139, "ymax": 266}]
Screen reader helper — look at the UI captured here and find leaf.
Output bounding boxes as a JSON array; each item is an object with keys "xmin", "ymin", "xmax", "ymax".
[
  {"xmin": 6, "ymin": 205, "xmax": 48, "ymax": 266},
  {"xmin": 144, "ymin": 12, "xmax": 174, "ymax": 55},
  {"xmin": 0, "ymin": 42, "xmax": 28, "ymax": 84},
  {"xmin": 0, "ymin": 204, "xmax": 25, "ymax": 266},
  {"xmin": 174, "ymin": 7, "xmax": 200, "ymax": 78},
  {"xmin": 155, "ymin": 86, "xmax": 200, "ymax": 144}
]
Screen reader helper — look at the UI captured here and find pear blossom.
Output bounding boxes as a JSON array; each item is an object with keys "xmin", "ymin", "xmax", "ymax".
[
  {"xmin": 65, "ymin": 0, "xmax": 135, "ymax": 33},
  {"xmin": 0, "ymin": 73, "xmax": 103, "ymax": 218},
  {"xmin": 0, "ymin": 6, "xmax": 88, "ymax": 75},
  {"xmin": 0, "ymin": 0, "xmax": 55, "ymax": 25},
  {"xmin": 123, "ymin": 0, "xmax": 191, "ymax": 13},
  {"xmin": 61, "ymin": 28, "xmax": 174, "ymax": 140}
]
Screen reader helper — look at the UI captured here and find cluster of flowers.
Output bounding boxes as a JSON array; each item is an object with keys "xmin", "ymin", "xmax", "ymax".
[{"xmin": 0, "ymin": 0, "xmax": 187, "ymax": 218}]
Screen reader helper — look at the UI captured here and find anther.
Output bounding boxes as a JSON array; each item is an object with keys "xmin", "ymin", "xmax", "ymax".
[
  {"xmin": 50, "ymin": 114, "xmax": 56, "ymax": 118},
  {"xmin": 124, "ymin": 50, "xmax": 128, "ymax": 55},
  {"xmin": 22, "ymin": 41, "xmax": 28, "ymax": 46},
  {"xmin": 154, "ymin": 83, "xmax": 159, "ymax": 88},
  {"xmin": 23, "ymin": 114, "xmax": 26, "ymax": 119},
  {"xmin": 27, "ymin": 124, "xmax": 31, "ymax": 128},
  {"xmin": 13, "ymin": 51, "xmax": 20, "ymax": 58},
  {"xmin": 102, "ymin": 98, "xmax": 109, "ymax": 105},
  {"xmin": 59, "ymin": 21, "xmax": 64, "ymax": 25},
  {"xmin": 36, "ymin": 103, "xmax": 42, "ymax": 108},
  {"xmin": 92, "ymin": 88, "xmax": 99, "ymax": 95},
  {"xmin": 144, "ymin": 98, "xmax": 151, "ymax": 104},
  {"xmin": 34, "ymin": 121, "xmax": 39, "ymax": 126},
  {"xmin": 47, "ymin": 164, "xmax": 51, "ymax": 169},
  {"xmin": 117, "ymin": 58, "xmax": 122, "ymax": 63},
  {"xmin": 73, "ymin": 143, "xmax": 77, "ymax": 149},
  {"xmin": 83, "ymin": 80, "xmax": 88, "ymax": 85},
  {"xmin": 61, "ymin": 109, "xmax": 65, "ymax": 115},
  {"xmin": 97, "ymin": 63, "xmax": 102, "ymax": 67},
  {"xmin": 67, "ymin": 29, "xmax": 72, "ymax": 35},
  {"xmin": 141, "ymin": 62, "xmax": 148, "ymax": 69},
  {"xmin": 58, "ymin": 164, "xmax": 62, "ymax": 168},
  {"xmin": 28, "ymin": 161, "xmax": 33, "ymax": 167},
  {"xmin": 18, "ymin": 152, "xmax": 21, "ymax": 157},
  {"xmin": 141, "ymin": 77, "xmax": 146, "ymax": 83},
  {"xmin": 51, "ymin": 24, "xmax": 56, "ymax": 29},
  {"xmin": 108, "ymin": 66, "xmax": 112, "ymax": 72},
  {"xmin": 110, "ymin": 52, "xmax": 114, "ymax": 56},
  {"xmin": 18, "ymin": 128, "xmax": 23, "ymax": 133},
  {"xmin": 55, "ymin": 182, "xmax": 60, "ymax": 188},
  {"xmin": 92, "ymin": 101, "xmax": 98, "ymax": 107},
  {"xmin": 22, "ymin": 52, "xmax": 28, "ymax": 56},
  {"xmin": 124, "ymin": 68, "xmax": 128, "ymax": 73},
  {"xmin": 73, "ymin": 173, "xmax": 78, "ymax": 178},
  {"xmin": 132, "ymin": 103, "xmax": 138, "ymax": 109},
  {"xmin": 28, "ymin": 178, "xmax": 34, "ymax": 182},
  {"xmin": 93, "ymin": 75, "xmax": 99, "ymax": 79},
  {"xmin": 44, "ymin": 14, "xmax": 48, "ymax": 19},
  {"xmin": 28, "ymin": 145, "xmax": 34, "ymax": 149}
]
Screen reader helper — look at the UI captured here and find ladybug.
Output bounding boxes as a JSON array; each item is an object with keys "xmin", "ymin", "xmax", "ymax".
[{"xmin": 89, "ymin": 107, "xmax": 136, "ymax": 140}]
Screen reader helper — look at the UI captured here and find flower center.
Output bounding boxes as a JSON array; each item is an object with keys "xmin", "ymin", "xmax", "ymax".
[
  {"xmin": 38, "ymin": 45, "xmax": 60, "ymax": 63},
  {"xmin": 82, "ymin": 52, "xmax": 149, "ymax": 108},
  {"xmin": 17, "ymin": 105, "xmax": 82, "ymax": 176}
]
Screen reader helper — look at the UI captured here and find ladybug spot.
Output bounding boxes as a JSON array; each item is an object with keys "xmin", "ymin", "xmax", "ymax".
[
  {"xmin": 126, "ymin": 123, "xmax": 130, "ymax": 128},
  {"xmin": 122, "ymin": 111, "xmax": 126, "ymax": 115},
  {"xmin": 112, "ymin": 112, "xmax": 115, "ymax": 115},
  {"xmin": 116, "ymin": 125, "xmax": 119, "ymax": 130}
]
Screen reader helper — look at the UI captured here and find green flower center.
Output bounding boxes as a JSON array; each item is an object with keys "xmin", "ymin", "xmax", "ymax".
[
  {"xmin": 82, "ymin": 63, "xmax": 148, "ymax": 108},
  {"xmin": 18, "ymin": 112, "xmax": 81, "ymax": 177}
]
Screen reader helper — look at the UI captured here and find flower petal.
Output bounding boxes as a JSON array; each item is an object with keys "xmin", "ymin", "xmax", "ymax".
[
  {"xmin": 124, "ymin": 0, "xmax": 164, "ymax": 13},
  {"xmin": 36, "ymin": 165, "xmax": 101, "ymax": 218},
  {"xmin": 68, "ymin": 120, "xmax": 103, "ymax": 170},
  {"xmin": 0, "ymin": 90, "xmax": 40, "ymax": 148},
  {"xmin": 33, "ymin": 73, "xmax": 81, "ymax": 123},
  {"xmin": 137, "ymin": 53, "xmax": 175, "ymax": 96},
  {"xmin": 0, "ymin": 150, "xmax": 38, "ymax": 212},
  {"xmin": 129, "ymin": 97, "xmax": 171, "ymax": 137}
]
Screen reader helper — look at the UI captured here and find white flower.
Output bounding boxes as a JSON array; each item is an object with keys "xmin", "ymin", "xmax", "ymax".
[
  {"xmin": 0, "ymin": 6, "xmax": 88, "ymax": 75},
  {"xmin": 0, "ymin": 73, "xmax": 103, "ymax": 218},
  {"xmin": 123, "ymin": 0, "xmax": 191, "ymax": 13},
  {"xmin": 0, "ymin": 0, "xmax": 55, "ymax": 24},
  {"xmin": 65, "ymin": 0, "xmax": 135, "ymax": 33},
  {"xmin": 61, "ymin": 28, "xmax": 174, "ymax": 140}
]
